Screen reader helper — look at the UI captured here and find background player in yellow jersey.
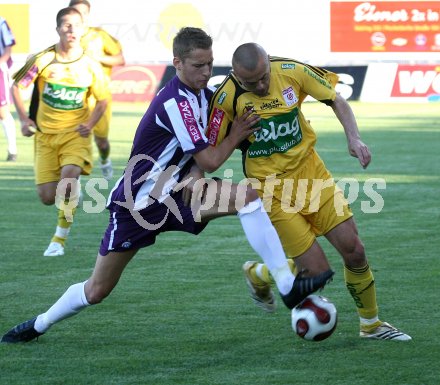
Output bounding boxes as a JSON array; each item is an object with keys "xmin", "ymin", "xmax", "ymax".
[
  {"xmin": 207, "ymin": 43, "xmax": 411, "ymax": 341},
  {"xmin": 69, "ymin": 0, "xmax": 125, "ymax": 180},
  {"xmin": 12, "ymin": 7, "xmax": 109, "ymax": 257}
]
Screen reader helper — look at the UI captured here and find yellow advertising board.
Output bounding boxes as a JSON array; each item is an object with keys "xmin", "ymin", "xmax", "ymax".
[{"xmin": 0, "ymin": 4, "xmax": 29, "ymax": 53}]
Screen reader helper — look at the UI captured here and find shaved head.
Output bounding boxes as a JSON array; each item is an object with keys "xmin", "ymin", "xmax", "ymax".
[
  {"xmin": 232, "ymin": 43, "xmax": 268, "ymax": 72},
  {"xmin": 231, "ymin": 43, "xmax": 271, "ymax": 96}
]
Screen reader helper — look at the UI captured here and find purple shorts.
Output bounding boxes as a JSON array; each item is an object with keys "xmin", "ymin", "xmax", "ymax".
[{"xmin": 99, "ymin": 191, "xmax": 208, "ymax": 255}]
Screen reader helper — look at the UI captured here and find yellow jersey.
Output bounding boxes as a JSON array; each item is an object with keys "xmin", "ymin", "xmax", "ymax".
[
  {"xmin": 81, "ymin": 26, "xmax": 123, "ymax": 78},
  {"xmin": 13, "ymin": 45, "xmax": 110, "ymax": 134},
  {"xmin": 207, "ymin": 57, "xmax": 338, "ymax": 181}
]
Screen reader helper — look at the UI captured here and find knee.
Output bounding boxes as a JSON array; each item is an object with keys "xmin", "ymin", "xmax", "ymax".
[
  {"xmin": 0, "ymin": 108, "xmax": 8, "ymax": 120},
  {"xmin": 344, "ymin": 237, "xmax": 367, "ymax": 267},
  {"xmin": 84, "ymin": 283, "xmax": 112, "ymax": 305},
  {"xmin": 38, "ymin": 191, "xmax": 55, "ymax": 205},
  {"xmin": 94, "ymin": 137, "xmax": 108, "ymax": 149}
]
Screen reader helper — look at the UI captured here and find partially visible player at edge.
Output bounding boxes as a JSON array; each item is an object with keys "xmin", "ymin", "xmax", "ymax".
[
  {"xmin": 1, "ymin": 27, "xmax": 332, "ymax": 344},
  {"xmin": 0, "ymin": 16, "xmax": 17, "ymax": 161},
  {"xmin": 206, "ymin": 43, "xmax": 411, "ymax": 341},
  {"xmin": 69, "ymin": 0, "xmax": 125, "ymax": 180},
  {"xmin": 10, "ymin": 7, "xmax": 109, "ymax": 257}
]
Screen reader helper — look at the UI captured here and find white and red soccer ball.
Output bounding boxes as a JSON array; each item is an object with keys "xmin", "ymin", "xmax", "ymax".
[{"xmin": 291, "ymin": 295, "xmax": 337, "ymax": 341}]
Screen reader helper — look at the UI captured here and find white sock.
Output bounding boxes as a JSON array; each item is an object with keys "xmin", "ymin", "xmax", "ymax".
[
  {"xmin": 55, "ymin": 225, "xmax": 70, "ymax": 239},
  {"xmin": 34, "ymin": 281, "xmax": 90, "ymax": 333},
  {"xmin": 360, "ymin": 316, "xmax": 379, "ymax": 326},
  {"xmin": 1, "ymin": 113, "xmax": 17, "ymax": 154},
  {"xmin": 237, "ymin": 198, "xmax": 294, "ymax": 295}
]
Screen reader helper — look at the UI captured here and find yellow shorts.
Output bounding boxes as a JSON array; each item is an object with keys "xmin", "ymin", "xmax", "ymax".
[
  {"xmin": 258, "ymin": 150, "xmax": 352, "ymax": 258},
  {"xmin": 34, "ymin": 131, "xmax": 93, "ymax": 184},
  {"xmin": 88, "ymin": 95, "xmax": 112, "ymax": 138}
]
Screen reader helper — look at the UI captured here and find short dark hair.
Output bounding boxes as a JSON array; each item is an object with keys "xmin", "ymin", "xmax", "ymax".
[
  {"xmin": 56, "ymin": 7, "xmax": 83, "ymax": 27},
  {"xmin": 173, "ymin": 27, "xmax": 212, "ymax": 61},
  {"xmin": 69, "ymin": 0, "xmax": 91, "ymax": 9}
]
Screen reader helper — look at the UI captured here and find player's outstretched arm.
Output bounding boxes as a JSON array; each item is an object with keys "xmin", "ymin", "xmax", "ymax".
[
  {"xmin": 331, "ymin": 93, "xmax": 371, "ymax": 169},
  {"xmin": 193, "ymin": 109, "xmax": 260, "ymax": 173}
]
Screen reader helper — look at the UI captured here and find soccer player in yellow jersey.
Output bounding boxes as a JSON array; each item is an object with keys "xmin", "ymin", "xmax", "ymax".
[
  {"xmin": 12, "ymin": 7, "xmax": 110, "ymax": 257},
  {"xmin": 207, "ymin": 43, "xmax": 411, "ymax": 341},
  {"xmin": 69, "ymin": 0, "xmax": 125, "ymax": 180}
]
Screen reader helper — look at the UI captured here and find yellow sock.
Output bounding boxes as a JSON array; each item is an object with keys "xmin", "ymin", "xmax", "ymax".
[
  {"xmin": 287, "ymin": 258, "xmax": 298, "ymax": 275},
  {"xmin": 50, "ymin": 203, "xmax": 76, "ymax": 246},
  {"xmin": 251, "ymin": 263, "xmax": 271, "ymax": 284},
  {"xmin": 252, "ymin": 258, "xmax": 297, "ymax": 284},
  {"xmin": 51, "ymin": 234, "xmax": 67, "ymax": 246},
  {"xmin": 344, "ymin": 264, "xmax": 378, "ymax": 320}
]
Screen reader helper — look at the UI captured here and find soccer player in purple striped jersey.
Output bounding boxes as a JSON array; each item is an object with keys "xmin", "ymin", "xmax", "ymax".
[
  {"xmin": 1, "ymin": 28, "xmax": 332, "ymax": 344},
  {"xmin": 0, "ymin": 16, "xmax": 17, "ymax": 161}
]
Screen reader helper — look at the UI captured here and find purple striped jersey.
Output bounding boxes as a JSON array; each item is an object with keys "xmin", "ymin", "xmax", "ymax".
[
  {"xmin": 0, "ymin": 17, "xmax": 15, "ymax": 68},
  {"xmin": 107, "ymin": 75, "xmax": 213, "ymax": 213}
]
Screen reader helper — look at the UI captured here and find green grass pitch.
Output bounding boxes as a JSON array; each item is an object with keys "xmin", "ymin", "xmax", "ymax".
[{"xmin": 0, "ymin": 101, "xmax": 439, "ymax": 384}]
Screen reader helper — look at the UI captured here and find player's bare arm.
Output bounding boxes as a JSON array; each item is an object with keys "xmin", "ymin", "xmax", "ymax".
[
  {"xmin": 11, "ymin": 83, "xmax": 37, "ymax": 136},
  {"xmin": 193, "ymin": 109, "xmax": 260, "ymax": 173},
  {"xmin": 76, "ymin": 99, "xmax": 108, "ymax": 137},
  {"xmin": 331, "ymin": 93, "xmax": 371, "ymax": 169},
  {"xmin": 0, "ymin": 46, "xmax": 12, "ymax": 65}
]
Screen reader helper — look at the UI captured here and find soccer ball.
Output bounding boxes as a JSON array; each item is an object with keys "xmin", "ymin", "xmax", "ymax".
[{"xmin": 291, "ymin": 295, "xmax": 337, "ymax": 341}]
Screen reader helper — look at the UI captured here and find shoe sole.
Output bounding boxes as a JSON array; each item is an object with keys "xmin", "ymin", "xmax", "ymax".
[
  {"xmin": 360, "ymin": 329, "xmax": 412, "ymax": 341},
  {"xmin": 243, "ymin": 262, "xmax": 276, "ymax": 312},
  {"xmin": 43, "ymin": 249, "xmax": 65, "ymax": 257}
]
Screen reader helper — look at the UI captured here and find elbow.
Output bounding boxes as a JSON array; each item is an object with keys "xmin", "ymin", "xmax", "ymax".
[{"xmin": 193, "ymin": 146, "xmax": 224, "ymax": 173}]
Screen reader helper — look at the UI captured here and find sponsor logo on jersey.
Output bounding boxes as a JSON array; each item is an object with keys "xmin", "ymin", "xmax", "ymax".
[
  {"xmin": 42, "ymin": 83, "xmax": 87, "ymax": 110},
  {"xmin": 178, "ymin": 100, "xmax": 201, "ymax": 143},
  {"xmin": 244, "ymin": 102, "xmax": 255, "ymax": 112},
  {"xmin": 217, "ymin": 91, "xmax": 227, "ymax": 105},
  {"xmin": 247, "ymin": 108, "xmax": 302, "ymax": 158},
  {"xmin": 303, "ymin": 67, "xmax": 332, "ymax": 89},
  {"xmin": 260, "ymin": 98, "xmax": 283, "ymax": 110},
  {"xmin": 282, "ymin": 86, "xmax": 298, "ymax": 106},
  {"xmin": 281, "ymin": 63, "xmax": 295, "ymax": 69},
  {"xmin": 207, "ymin": 107, "xmax": 225, "ymax": 145}
]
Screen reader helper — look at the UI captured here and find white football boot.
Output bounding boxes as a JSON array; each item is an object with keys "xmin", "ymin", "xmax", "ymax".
[
  {"xmin": 43, "ymin": 242, "xmax": 65, "ymax": 257},
  {"xmin": 360, "ymin": 321, "xmax": 412, "ymax": 341}
]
